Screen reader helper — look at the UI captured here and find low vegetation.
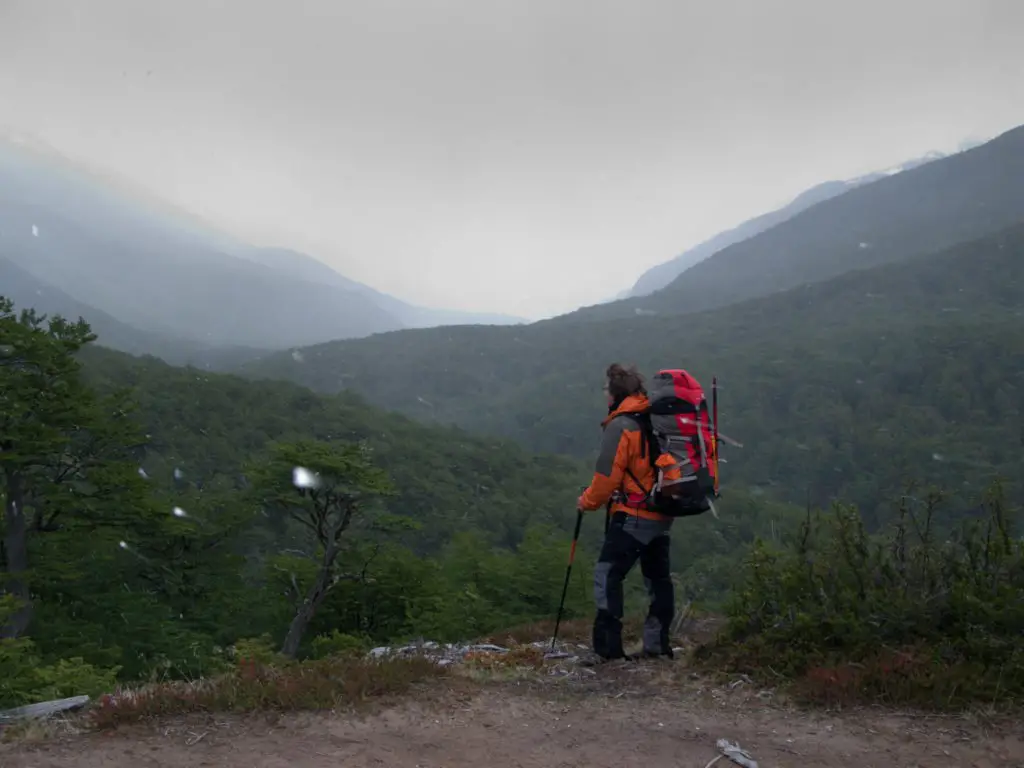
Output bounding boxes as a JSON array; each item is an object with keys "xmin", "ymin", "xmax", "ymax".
[
  {"xmin": 86, "ymin": 636, "xmax": 447, "ymax": 730},
  {"xmin": 702, "ymin": 482, "xmax": 1024, "ymax": 710},
  {"xmin": 3, "ymin": 293, "xmax": 1022, "ymax": 738}
]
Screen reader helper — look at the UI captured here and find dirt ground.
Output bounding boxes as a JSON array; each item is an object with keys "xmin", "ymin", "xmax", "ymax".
[{"xmin": 3, "ymin": 664, "xmax": 1023, "ymax": 768}]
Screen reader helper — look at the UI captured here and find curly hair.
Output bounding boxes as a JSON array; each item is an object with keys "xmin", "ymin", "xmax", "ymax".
[{"xmin": 605, "ymin": 363, "xmax": 646, "ymax": 402}]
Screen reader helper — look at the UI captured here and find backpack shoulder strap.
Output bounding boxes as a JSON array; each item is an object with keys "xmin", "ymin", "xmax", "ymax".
[
  {"xmin": 618, "ymin": 411, "xmax": 660, "ymax": 502},
  {"xmin": 619, "ymin": 410, "xmax": 659, "ymax": 466}
]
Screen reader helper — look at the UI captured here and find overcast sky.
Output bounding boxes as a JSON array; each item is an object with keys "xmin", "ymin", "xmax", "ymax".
[{"xmin": 1, "ymin": 0, "xmax": 1022, "ymax": 319}]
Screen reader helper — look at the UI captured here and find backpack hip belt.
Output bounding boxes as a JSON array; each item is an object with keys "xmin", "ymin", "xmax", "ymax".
[{"xmin": 611, "ymin": 488, "xmax": 650, "ymax": 509}]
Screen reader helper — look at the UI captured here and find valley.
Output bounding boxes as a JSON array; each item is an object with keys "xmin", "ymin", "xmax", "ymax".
[{"xmin": 2, "ymin": 114, "xmax": 1022, "ymax": 758}]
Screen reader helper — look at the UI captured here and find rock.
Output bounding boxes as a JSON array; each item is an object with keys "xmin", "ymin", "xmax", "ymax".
[
  {"xmin": 365, "ymin": 638, "xmax": 596, "ymax": 670},
  {"xmin": 0, "ymin": 695, "xmax": 91, "ymax": 723}
]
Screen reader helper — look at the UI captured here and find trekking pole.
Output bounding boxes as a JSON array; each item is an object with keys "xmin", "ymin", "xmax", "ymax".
[{"xmin": 550, "ymin": 508, "xmax": 585, "ymax": 651}]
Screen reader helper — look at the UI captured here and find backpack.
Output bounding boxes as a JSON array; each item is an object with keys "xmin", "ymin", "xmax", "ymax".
[{"xmin": 622, "ymin": 369, "xmax": 719, "ymax": 518}]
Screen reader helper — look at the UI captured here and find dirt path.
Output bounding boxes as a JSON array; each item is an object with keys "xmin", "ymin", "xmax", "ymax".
[{"xmin": 3, "ymin": 684, "xmax": 1023, "ymax": 768}]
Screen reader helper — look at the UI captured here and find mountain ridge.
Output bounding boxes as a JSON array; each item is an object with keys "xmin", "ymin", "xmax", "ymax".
[
  {"xmin": 624, "ymin": 148, "xmax": 966, "ymax": 299},
  {"xmin": 241, "ymin": 246, "xmax": 526, "ymax": 328},
  {"xmin": 576, "ymin": 124, "xmax": 1024, "ymax": 322},
  {"xmin": 0, "ymin": 253, "xmax": 267, "ymax": 368},
  {"xmin": 0, "ymin": 136, "xmax": 523, "ymax": 355}
]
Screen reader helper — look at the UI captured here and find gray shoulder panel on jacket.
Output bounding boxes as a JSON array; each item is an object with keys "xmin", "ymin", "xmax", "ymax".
[{"xmin": 595, "ymin": 414, "xmax": 640, "ymax": 476}]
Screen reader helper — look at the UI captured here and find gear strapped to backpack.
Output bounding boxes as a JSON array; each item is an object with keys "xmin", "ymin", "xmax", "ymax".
[{"xmin": 620, "ymin": 369, "xmax": 720, "ymax": 518}]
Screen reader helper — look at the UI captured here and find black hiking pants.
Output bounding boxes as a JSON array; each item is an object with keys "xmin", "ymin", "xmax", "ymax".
[{"xmin": 592, "ymin": 512, "xmax": 674, "ymax": 659}]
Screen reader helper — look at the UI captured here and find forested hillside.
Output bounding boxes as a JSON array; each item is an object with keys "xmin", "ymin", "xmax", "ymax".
[
  {"xmin": 1, "ymin": 297, "xmax": 799, "ymax": 708},
  {"xmin": 244, "ymin": 223, "xmax": 1024, "ymax": 520},
  {"xmin": 3, "ymin": 212, "xmax": 1022, "ymax": 715}
]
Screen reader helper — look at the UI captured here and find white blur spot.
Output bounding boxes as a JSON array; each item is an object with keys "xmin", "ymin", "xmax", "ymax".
[
  {"xmin": 932, "ymin": 453, "xmax": 944, "ymax": 462},
  {"xmin": 174, "ymin": 467, "xmax": 184, "ymax": 480},
  {"xmin": 31, "ymin": 224, "xmax": 39, "ymax": 237},
  {"xmin": 119, "ymin": 541, "xmax": 128, "ymax": 549},
  {"xmin": 291, "ymin": 349, "xmax": 305, "ymax": 362},
  {"xmin": 172, "ymin": 506, "xmax": 188, "ymax": 518},
  {"xmin": 292, "ymin": 466, "xmax": 321, "ymax": 489},
  {"xmin": 138, "ymin": 468, "xmax": 149, "ymax": 479}
]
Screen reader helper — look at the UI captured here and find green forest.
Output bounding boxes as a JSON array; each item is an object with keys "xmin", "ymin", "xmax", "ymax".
[
  {"xmin": 244, "ymin": 223, "xmax": 1024, "ymax": 524},
  {"xmin": 2, "ymin": 216, "xmax": 1023, "ymax": 714},
  {"xmin": 1, "ymin": 296, "xmax": 809, "ymax": 710}
]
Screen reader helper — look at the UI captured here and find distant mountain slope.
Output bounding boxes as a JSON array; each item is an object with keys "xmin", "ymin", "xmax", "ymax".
[
  {"xmin": 0, "ymin": 138, "xmax": 520, "ymax": 354},
  {"xmin": 583, "ymin": 125, "xmax": 1024, "ymax": 321},
  {"xmin": 243, "ymin": 220, "xmax": 1024, "ymax": 418},
  {"xmin": 0, "ymin": 140, "xmax": 406, "ymax": 348},
  {"xmin": 239, "ymin": 222, "xmax": 1024, "ymax": 513},
  {"xmin": 627, "ymin": 180, "xmax": 861, "ymax": 299},
  {"xmin": 0, "ymin": 255, "xmax": 266, "ymax": 368},
  {"xmin": 625, "ymin": 151, "xmax": 950, "ymax": 299},
  {"xmin": 243, "ymin": 247, "xmax": 526, "ymax": 327},
  {"xmin": 1, "ymin": 254, "xmax": 153, "ymax": 350}
]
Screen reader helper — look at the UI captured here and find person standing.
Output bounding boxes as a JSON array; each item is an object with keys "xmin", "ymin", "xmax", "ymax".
[{"xmin": 576, "ymin": 363, "xmax": 676, "ymax": 662}]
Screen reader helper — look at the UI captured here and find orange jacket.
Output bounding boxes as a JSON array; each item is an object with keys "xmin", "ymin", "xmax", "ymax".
[{"xmin": 578, "ymin": 394, "xmax": 677, "ymax": 522}]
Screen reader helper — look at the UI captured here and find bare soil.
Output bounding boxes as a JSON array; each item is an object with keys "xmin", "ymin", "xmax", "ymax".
[{"xmin": 3, "ymin": 661, "xmax": 1023, "ymax": 768}]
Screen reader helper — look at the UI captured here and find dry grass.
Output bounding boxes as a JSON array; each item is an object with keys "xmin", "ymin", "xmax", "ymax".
[{"xmin": 85, "ymin": 655, "xmax": 448, "ymax": 730}]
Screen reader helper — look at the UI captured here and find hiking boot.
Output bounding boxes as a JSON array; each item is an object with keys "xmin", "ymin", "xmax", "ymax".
[
  {"xmin": 579, "ymin": 650, "xmax": 638, "ymax": 667},
  {"xmin": 640, "ymin": 648, "xmax": 675, "ymax": 661}
]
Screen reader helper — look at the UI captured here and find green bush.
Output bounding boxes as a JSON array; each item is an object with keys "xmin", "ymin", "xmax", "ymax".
[
  {"xmin": 29, "ymin": 656, "xmax": 121, "ymax": 703},
  {"xmin": 231, "ymin": 635, "xmax": 285, "ymax": 666},
  {"xmin": 703, "ymin": 483, "xmax": 1024, "ymax": 709},
  {"xmin": 310, "ymin": 630, "xmax": 371, "ymax": 659},
  {"xmin": 0, "ymin": 634, "xmax": 120, "ymax": 709},
  {"xmin": 2, "ymin": 597, "xmax": 118, "ymax": 707}
]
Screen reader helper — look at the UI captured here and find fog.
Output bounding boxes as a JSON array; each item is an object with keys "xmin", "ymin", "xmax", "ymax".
[{"xmin": 1, "ymin": 0, "xmax": 1022, "ymax": 317}]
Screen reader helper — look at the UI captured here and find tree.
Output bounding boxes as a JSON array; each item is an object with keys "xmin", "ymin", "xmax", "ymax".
[
  {"xmin": 0, "ymin": 298, "xmax": 147, "ymax": 639},
  {"xmin": 250, "ymin": 439, "xmax": 394, "ymax": 658}
]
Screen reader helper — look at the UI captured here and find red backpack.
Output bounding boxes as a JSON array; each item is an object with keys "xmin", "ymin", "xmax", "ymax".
[{"xmin": 624, "ymin": 369, "xmax": 721, "ymax": 517}]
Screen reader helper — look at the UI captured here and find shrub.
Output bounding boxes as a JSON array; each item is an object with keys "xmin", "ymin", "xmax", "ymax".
[
  {"xmin": 0, "ymin": 598, "xmax": 121, "ymax": 709},
  {"xmin": 701, "ymin": 483, "xmax": 1024, "ymax": 709},
  {"xmin": 310, "ymin": 630, "xmax": 371, "ymax": 659},
  {"xmin": 0, "ymin": 639, "xmax": 120, "ymax": 709},
  {"xmin": 230, "ymin": 635, "xmax": 284, "ymax": 666}
]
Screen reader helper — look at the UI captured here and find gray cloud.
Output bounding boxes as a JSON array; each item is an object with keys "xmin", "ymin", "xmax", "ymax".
[{"xmin": 2, "ymin": 0, "xmax": 1022, "ymax": 318}]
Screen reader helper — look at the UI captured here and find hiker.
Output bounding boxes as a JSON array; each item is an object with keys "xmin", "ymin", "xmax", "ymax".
[{"xmin": 576, "ymin": 363, "xmax": 678, "ymax": 662}]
